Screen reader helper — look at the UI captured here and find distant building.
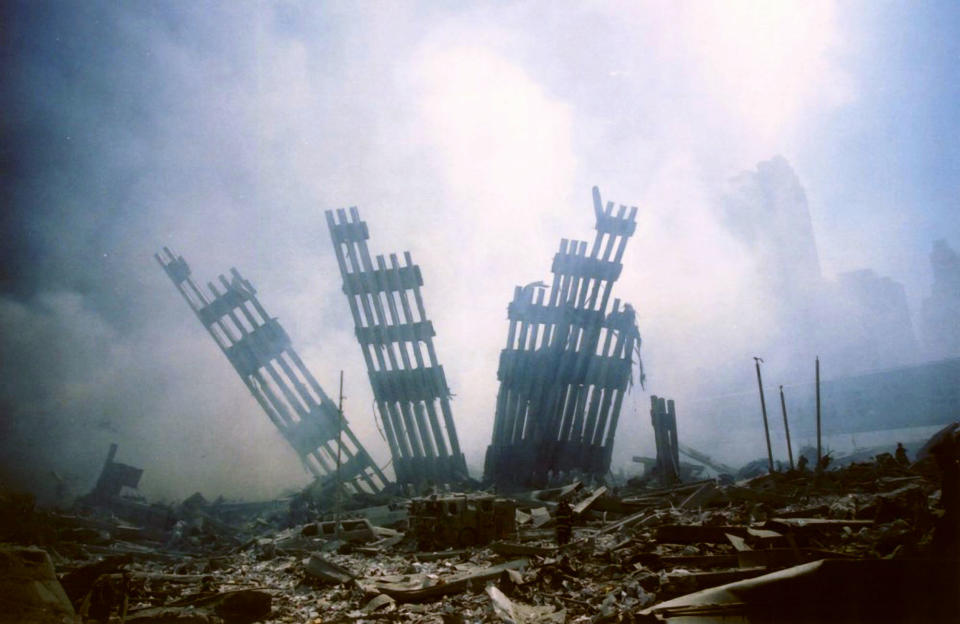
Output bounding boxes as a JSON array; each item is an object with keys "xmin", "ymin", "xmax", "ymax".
[
  {"xmin": 831, "ymin": 269, "xmax": 918, "ymax": 370},
  {"xmin": 721, "ymin": 156, "xmax": 920, "ymax": 377},
  {"xmin": 921, "ymin": 239, "xmax": 960, "ymax": 359},
  {"xmin": 722, "ymin": 155, "xmax": 823, "ymax": 323}
]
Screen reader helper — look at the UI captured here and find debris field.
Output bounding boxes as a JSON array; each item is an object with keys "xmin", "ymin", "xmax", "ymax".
[{"xmin": 3, "ymin": 426, "xmax": 959, "ymax": 623}]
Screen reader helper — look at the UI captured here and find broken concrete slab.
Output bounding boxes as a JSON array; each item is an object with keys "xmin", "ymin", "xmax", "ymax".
[
  {"xmin": 0, "ymin": 545, "xmax": 78, "ymax": 624},
  {"xmin": 365, "ymin": 559, "xmax": 529, "ymax": 603},
  {"xmin": 640, "ymin": 558, "xmax": 960, "ymax": 623},
  {"xmin": 305, "ymin": 553, "xmax": 354, "ymax": 584},
  {"xmin": 486, "ymin": 583, "xmax": 565, "ymax": 623},
  {"xmin": 530, "ymin": 507, "xmax": 552, "ymax": 528},
  {"xmin": 311, "ymin": 517, "xmax": 377, "ymax": 543},
  {"xmin": 572, "ymin": 486, "xmax": 607, "ymax": 515},
  {"xmin": 361, "ymin": 593, "xmax": 396, "ymax": 614}
]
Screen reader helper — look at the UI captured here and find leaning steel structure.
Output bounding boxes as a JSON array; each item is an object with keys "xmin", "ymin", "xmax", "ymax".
[
  {"xmin": 156, "ymin": 247, "xmax": 388, "ymax": 494},
  {"xmin": 326, "ymin": 208, "xmax": 468, "ymax": 485},
  {"xmin": 484, "ymin": 187, "xmax": 642, "ymax": 488}
]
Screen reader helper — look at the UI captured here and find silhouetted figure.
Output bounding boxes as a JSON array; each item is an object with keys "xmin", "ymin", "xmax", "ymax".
[
  {"xmin": 895, "ymin": 442, "xmax": 910, "ymax": 466},
  {"xmin": 817, "ymin": 453, "xmax": 832, "ymax": 472},
  {"xmin": 555, "ymin": 497, "xmax": 573, "ymax": 546},
  {"xmin": 797, "ymin": 455, "xmax": 809, "ymax": 472}
]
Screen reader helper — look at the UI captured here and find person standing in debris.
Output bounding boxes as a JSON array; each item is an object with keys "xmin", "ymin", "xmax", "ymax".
[
  {"xmin": 555, "ymin": 496, "xmax": 573, "ymax": 546},
  {"xmin": 895, "ymin": 442, "xmax": 910, "ymax": 466},
  {"xmin": 817, "ymin": 453, "xmax": 832, "ymax": 472}
]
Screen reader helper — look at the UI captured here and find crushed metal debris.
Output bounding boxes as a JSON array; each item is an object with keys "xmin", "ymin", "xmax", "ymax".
[{"xmin": 3, "ymin": 425, "xmax": 958, "ymax": 623}]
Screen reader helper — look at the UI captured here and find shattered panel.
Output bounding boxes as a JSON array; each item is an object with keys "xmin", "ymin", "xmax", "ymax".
[
  {"xmin": 325, "ymin": 208, "xmax": 468, "ymax": 485},
  {"xmin": 156, "ymin": 247, "xmax": 388, "ymax": 494},
  {"xmin": 484, "ymin": 187, "xmax": 642, "ymax": 487}
]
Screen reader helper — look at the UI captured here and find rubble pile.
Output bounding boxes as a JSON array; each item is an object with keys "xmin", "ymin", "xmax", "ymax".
[{"xmin": 2, "ymin": 433, "xmax": 958, "ymax": 623}]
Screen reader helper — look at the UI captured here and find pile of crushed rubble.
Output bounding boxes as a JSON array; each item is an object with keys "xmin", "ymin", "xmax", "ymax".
[{"xmin": 2, "ymin": 428, "xmax": 958, "ymax": 623}]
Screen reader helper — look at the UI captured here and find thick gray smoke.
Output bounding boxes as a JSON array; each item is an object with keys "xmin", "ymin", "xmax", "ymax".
[{"xmin": 2, "ymin": 2, "xmax": 957, "ymax": 503}]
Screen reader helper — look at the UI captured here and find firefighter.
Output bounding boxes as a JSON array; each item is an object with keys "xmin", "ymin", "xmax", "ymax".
[
  {"xmin": 895, "ymin": 442, "xmax": 910, "ymax": 466},
  {"xmin": 555, "ymin": 496, "xmax": 573, "ymax": 546}
]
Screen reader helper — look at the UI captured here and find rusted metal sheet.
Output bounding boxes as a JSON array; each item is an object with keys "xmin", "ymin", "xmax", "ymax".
[
  {"xmin": 156, "ymin": 247, "xmax": 388, "ymax": 494},
  {"xmin": 325, "ymin": 208, "xmax": 467, "ymax": 485},
  {"xmin": 484, "ymin": 187, "xmax": 642, "ymax": 487}
]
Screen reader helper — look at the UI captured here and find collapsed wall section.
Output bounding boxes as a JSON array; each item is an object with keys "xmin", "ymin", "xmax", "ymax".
[
  {"xmin": 156, "ymin": 247, "xmax": 388, "ymax": 494},
  {"xmin": 484, "ymin": 187, "xmax": 641, "ymax": 487},
  {"xmin": 325, "ymin": 209, "xmax": 468, "ymax": 485}
]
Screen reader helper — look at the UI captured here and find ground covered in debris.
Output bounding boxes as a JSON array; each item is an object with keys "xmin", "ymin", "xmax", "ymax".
[{"xmin": 3, "ymin": 431, "xmax": 959, "ymax": 623}]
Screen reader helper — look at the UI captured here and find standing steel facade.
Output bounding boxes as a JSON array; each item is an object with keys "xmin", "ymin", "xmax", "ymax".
[
  {"xmin": 326, "ymin": 208, "xmax": 468, "ymax": 485},
  {"xmin": 156, "ymin": 247, "xmax": 388, "ymax": 494},
  {"xmin": 484, "ymin": 187, "xmax": 641, "ymax": 487},
  {"xmin": 649, "ymin": 395, "xmax": 680, "ymax": 484}
]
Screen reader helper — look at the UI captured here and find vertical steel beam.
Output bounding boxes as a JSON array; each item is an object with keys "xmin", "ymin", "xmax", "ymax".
[
  {"xmin": 484, "ymin": 187, "xmax": 641, "ymax": 487},
  {"xmin": 156, "ymin": 248, "xmax": 388, "ymax": 493},
  {"xmin": 326, "ymin": 208, "xmax": 467, "ymax": 485}
]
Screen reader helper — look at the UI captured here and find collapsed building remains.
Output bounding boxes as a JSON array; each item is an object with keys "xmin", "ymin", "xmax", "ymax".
[
  {"xmin": 650, "ymin": 395, "xmax": 681, "ymax": 484},
  {"xmin": 87, "ymin": 443, "xmax": 142, "ymax": 501},
  {"xmin": 156, "ymin": 247, "xmax": 388, "ymax": 495},
  {"xmin": 484, "ymin": 187, "xmax": 642, "ymax": 488},
  {"xmin": 12, "ymin": 430, "xmax": 956, "ymax": 623},
  {"xmin": 409, "ymin": 493, "xmax": 517, "ymax": 550},
  {"xmin": 325, "ymin": 208, "xmax": 468, "ymax": 485},
  {"xmin": 76, "ymin": 443, "xmax": 175, "ymax": 535}
]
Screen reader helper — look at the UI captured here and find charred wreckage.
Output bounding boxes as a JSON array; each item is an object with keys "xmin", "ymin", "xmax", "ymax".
[
  {"xmin": 157, "ymin": 186, "xmax": 642, "ymax": 492},
  {"xmin": 5, "ymin": 187, "xmax": 959, "ymax": 623}
]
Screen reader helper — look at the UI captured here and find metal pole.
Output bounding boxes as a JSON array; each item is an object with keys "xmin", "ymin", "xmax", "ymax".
[
  {"xmin": 815, "ymin": 356, "xmax": 822, "ymax": 469},
  {"xmin": 779, "ymin": 385, "xmax": 794, "ymax": 470},
  {"xmin": 754, "ymin": 357, "xmax": 774, "ymax": 473},
  {"xmin": 336, "ymin": 370, "xmax": 344, "ymax": 528}
]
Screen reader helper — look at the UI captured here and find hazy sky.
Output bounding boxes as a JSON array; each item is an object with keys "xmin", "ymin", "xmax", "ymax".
[{"xmin": 2, "ymin": 1, "xmax": 958, "ymax": 501}]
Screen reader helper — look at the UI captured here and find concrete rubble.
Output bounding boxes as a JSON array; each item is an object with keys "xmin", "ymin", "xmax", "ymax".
[{"xmin": 3, "ymin": 426, "xmax": 958, "ymax": 623}]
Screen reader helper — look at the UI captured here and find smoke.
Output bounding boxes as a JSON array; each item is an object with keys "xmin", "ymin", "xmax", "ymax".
[{"xmin": 2, "ymin": 1, "xmax": 956, "ymax": 500}]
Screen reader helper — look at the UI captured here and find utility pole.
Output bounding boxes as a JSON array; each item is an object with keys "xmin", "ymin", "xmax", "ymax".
[
  {"xmin": 815, "ymin": 356, "xmax": 822, "ymax": 469},
  {"xmin": 754, "ymin": 357, "xmax": 774, "ymax": 473},
  {"xmin": 336, "ymin": 370, "xmax": 344, "ymax": 530},
  {"xmin": 779, "ymin": 385, "xmax": 794, "ymax": 470}
]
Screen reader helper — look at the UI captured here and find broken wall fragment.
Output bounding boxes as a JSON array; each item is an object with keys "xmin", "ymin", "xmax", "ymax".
[
  {"xmin": 89, "ymin": 443, "xmax": 143, "ymax": 501},
  {"xmin": 156, "ymin": 248, "xmax": 388, "ymax": 495},
  {"xmin": 325, "ymin": 208, "xmax": 468, "ymax": 485},
  {"xmin": 650, "ymin": 396, "xmax": 680, "ymax": 485},
  {"xmin": 484, "ymin": 187, "xmax": 642, "ymax": 487}
]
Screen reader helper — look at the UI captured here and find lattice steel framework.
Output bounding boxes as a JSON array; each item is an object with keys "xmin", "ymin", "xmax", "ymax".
[
  {"xmin": 484, "ymin": 187, "xmax": 642, "ymax": 487},
  {"xmin": 156, "ymin": 247, "xmax": 388, "ymax": 494},
  {"xmin": 326, "ymin": 208, "xmax": 468, "ymax": 485}
]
